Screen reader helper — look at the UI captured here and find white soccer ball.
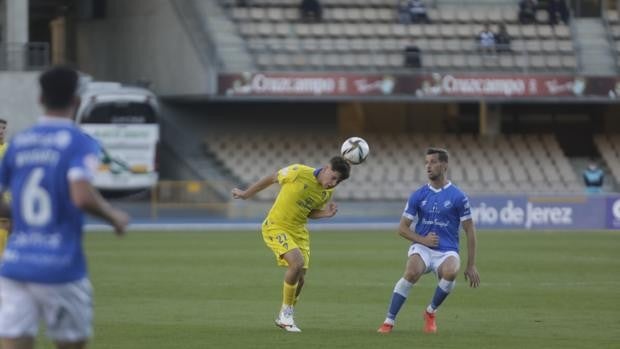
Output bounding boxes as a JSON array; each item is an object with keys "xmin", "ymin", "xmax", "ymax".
[{"xmin": 340, "ymin": 137, "xmax": 370, "ymax": 165}]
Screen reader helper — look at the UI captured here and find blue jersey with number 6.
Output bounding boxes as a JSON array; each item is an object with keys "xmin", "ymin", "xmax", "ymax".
[{"xmin": 0, "ymin": 117, "xmax": 100, "ymax": 283}]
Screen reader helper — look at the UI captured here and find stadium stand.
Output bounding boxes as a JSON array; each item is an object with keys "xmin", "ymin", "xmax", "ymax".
[
  {"xmin": 220, "ymin": 0, "xmax": 576, "ymax": 72},
  {"xmin": 204, "ymin": 131, "xmax": 584, "ymax": 200}
]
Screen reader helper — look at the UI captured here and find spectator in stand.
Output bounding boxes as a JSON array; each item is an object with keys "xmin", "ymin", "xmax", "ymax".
[
  {"xmin": 397, "ymin": 0, "xmax": 410, "ymax": 23},
  {"xmin": 495, "ymin": 23, "xmax": 512, "ymax": 53},
  {"xmin": 404, "ymin": 45, "xmax": 422, "ymax": 68},
  {"xmin": 548, "ymin": 0, "xmax": 570, "ymax": 25},
  {"xmin": 477, "ymin": 23, "xmax": 496, "ymax": 55},
  {"xmin": 300, "ymin": 0, "xmax": 323, "ymax": 22},
  {"xmin": 583, "ymin": 161, "xmax": 604, "ymax": 194},
  {"xmin": 518, "ymin": 0, "xmax": 537, "ymax": 24},
  {"xmin": 396, "ymin": 0, "xmax": 411, "ymax": 24},
  {"xmin": 405, "ymin": 0, "xmax": 431, "ymax": 24}
]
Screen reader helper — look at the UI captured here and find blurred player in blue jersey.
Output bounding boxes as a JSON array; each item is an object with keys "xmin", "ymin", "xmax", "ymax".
[
  {"xmin": 377, "ymin": 147, "xmax": 480, "ymax": 334},
  {"xmin": 0, "ymin": 66, "xmax": 130, "ymax": 349}
]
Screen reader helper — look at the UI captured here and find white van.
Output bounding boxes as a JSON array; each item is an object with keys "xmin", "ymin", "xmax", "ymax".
[{"xmin": 75, "ymin": 80, "xmax": 160, "ymax": 192}]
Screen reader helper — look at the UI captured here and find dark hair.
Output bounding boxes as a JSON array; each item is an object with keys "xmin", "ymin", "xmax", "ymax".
[
  {"xmin": 426, "ymin": 147, "xmax": 449, "ymax": 163},
  {"xmin": 330, "ymin": 156, "xmax": 351, "ymax": 181},
  {"xmin": 39, "ymin": 65, "xmax": 79, "ymax": 110},
  {"xmin": 0, "ymin": 118, "xmax": 6, "ymax": 125}
]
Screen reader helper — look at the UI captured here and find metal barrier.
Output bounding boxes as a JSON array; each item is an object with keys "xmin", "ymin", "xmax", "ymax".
[
  {"xmin": 117, "ymin": 184, "xmax": 620, "ymax": 230},
  {"xmin": 150, "ymin": 180, "xmax": 232, "ymax": 219}
]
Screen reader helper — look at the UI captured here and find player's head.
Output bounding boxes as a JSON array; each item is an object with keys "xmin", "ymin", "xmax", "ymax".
[
  {"xmin": 39, "ymin": 65, "xmax": 80, "ymax": 115},
  {"xmin": 318, "ymin": 156, "xmax": 351, "ymax": 189},
  {"xmin": 425, "ymin": 147, "xmax": 449, "ymax": 181},
  {"xmin": 0, "ymin": 118, "xmax": 6, "ymax": 143},
  {"xmin": 588, "ymin": 160, "xmax": 598, "ymax": 171}
]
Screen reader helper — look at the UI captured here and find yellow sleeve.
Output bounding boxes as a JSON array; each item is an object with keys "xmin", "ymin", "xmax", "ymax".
[
  {"xmin": 0, "ymin": 144, "xmax": 9, "ymax": 203},
  {"xmin": 317, "ymin": 190, "xmax": 334, "ymax": 210},
  {"xmin": 277, "ymin": 164, "xmax": 301, "ymax": 185},
  {"xmin": 0, "ymin": 228, "xmax": 8, "ymax": 254}
]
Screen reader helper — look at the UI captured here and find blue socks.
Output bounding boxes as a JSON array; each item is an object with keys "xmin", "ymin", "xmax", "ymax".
[
  {"xmin": 428, "ymin": 279, "xmax": 456, "ymax": 313},
  {"xmin": 385, "ymin": 277, "xmax": 456, "ymax": 324},
  {"xmin": 385, "ymin": 278, "xmax": 414, "ymax": 324}
]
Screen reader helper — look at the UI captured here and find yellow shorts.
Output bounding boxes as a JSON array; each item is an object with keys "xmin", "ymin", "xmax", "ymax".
[{"xmin": 262, "ymin": 222, "xmax": 310, "ymax": 269}]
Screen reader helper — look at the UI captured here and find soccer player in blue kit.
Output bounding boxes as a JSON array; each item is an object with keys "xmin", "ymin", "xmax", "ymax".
[
  {"xmin": 0, "ymin": 66, "xmax": 129, "ymax": 349},
  {"xmin": 377, "ymin": 148, "xmax": 480, "ymax": 334}
]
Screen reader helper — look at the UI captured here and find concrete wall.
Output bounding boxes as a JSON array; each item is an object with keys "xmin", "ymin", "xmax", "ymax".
[
  {"xmin": 75, "ymin": 0, "xmax": 208, "ymax": 96},
  {"xmin": 0, "ymin": 72, "xmax": 42, "ymax": 137}
]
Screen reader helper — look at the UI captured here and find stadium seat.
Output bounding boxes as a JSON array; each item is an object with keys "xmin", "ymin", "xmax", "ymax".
[
  {"xmin": 225, "ymin": 1, "xmax": 579, "ymax": 77},
  {"xmin": 554, "ymin": 25, "xmax": 571, "ymax": 39}
]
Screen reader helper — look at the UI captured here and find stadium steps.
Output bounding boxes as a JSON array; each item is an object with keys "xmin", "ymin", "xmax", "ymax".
[
  {"xmin": 171, "ymin": 0, "xmax": 223, "ymax": 90},
  {"xmin": 191, "ymin": 0, "xmax": 255, "ymax": 71},
  {"xmin": 158, "ymin": 110, "xmax": 235, "ymax": 201},
  {"xmin": 198, "ymin": 145, "xmax": 243, "ymax": 189},
  {"xmin": 573, "ymin": 18, "xmax": 616, "ymax": 75},
  {"xmin": 158, "ymin": 140, "xmax": 202, "ymax": 180}
]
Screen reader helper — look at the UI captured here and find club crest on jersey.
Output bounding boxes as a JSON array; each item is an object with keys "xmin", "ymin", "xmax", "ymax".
[
  {"xmin": 444, "ymin": 200, "xmax": 452, "ymax": 208},
  {"xmin": 421, "ymin": 200, "xmax": 427, "ymax": 207}
]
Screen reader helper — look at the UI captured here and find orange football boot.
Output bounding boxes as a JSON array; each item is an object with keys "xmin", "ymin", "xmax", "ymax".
[
  {"xmin": 423, "ymin": 311, "xmax": 437, "ymax": 333},
  {"xmin": 377, "ymin": 323, "xmax": 394, "ymax": 333}
]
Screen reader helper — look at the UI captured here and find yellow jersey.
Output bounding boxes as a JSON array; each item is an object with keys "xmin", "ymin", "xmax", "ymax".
[
  {"xmin": 0, "ymin": 142, "xmax": 10, "ymax": 204},
  {"xmin": 0, "ymin": 227, "xmax": 7, "ymax": 255},
  {"xmin": 265, "ymin": 164, "xmax": 333, "ymax": 230}
]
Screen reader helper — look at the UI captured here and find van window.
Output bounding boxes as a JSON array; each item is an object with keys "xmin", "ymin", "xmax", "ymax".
[{"xmin": 81, "ymin": 102, "xmax": 157, "ymax": 124}]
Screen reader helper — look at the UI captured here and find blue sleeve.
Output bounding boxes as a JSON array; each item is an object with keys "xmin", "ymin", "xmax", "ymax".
[
  {"xmin": 402, "ymin": 191, "xmax": 418, "ymax": 220},
  {"xmin": 456, "ymin": 192, "xmax": 472, "ymax": 222},
  {"xmin": 67, "ymin": 132, "xmax": 101, "ymax": 182}
]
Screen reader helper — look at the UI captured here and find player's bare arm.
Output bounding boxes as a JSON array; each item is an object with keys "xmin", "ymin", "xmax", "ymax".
[
  {"xmin": 0, "ymin": 192, "xmax": 12, "ymax": 234},
  {"xmin": 308, "ymin": 202, "xmax": 338, "ymax": 219},
  {"xmin": 70, "ymin": 180, "xmax": 130, "ymax": 235},
  {"xmin": 0, "ymin": 191, "xmax": 10, "ymax": 220},
  {"xmin": 397, "ymin": 216, "xmax": 439, "ymax": 247},
  {"xmin": 462, "ymin": 219, "xmax": 480, "ymax": 288},
  {"xmin": 232, "ymin": 173, "xmax": 278, "ymax": 200}
]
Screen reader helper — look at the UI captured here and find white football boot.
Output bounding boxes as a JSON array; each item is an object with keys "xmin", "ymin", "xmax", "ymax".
[{"xmin": 275, "ymin": 306, "xmax": 302, "ymax": 332}]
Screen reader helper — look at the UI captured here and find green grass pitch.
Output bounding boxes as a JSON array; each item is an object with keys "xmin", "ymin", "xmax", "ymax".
[{"xmin": 36, "ymin": 230, "xmax": 620, "ymax": 348}]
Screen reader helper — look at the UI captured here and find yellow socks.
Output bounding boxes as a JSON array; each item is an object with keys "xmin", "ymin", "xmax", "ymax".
[{"xmin": 282, "ymin": 281, "xmax": 298, "ymax": 307}]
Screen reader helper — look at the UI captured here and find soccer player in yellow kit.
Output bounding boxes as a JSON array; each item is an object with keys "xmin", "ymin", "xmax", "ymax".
[
  {"xmin": 232, "ymin": 156, "xmax": 351, "ymax": 332},
  {"xmin": 0, "ymin": 118, "xmax": 8, "ymax": 255}
]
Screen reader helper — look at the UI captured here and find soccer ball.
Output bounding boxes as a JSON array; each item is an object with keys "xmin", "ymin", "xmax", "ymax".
[{"xmin": 340, "ymin": 137, "xmax": 370, "ymax": 165}]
